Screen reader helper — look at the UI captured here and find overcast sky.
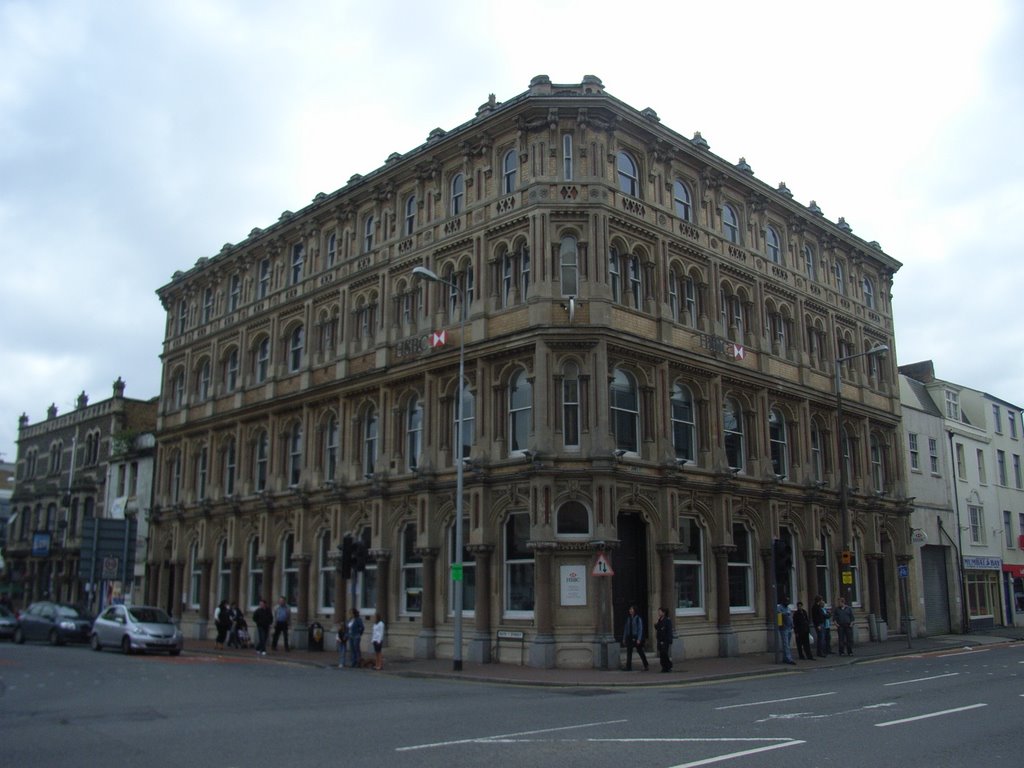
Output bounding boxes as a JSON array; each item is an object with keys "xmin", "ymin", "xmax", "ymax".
[{"xmin": 2, "ymin": 0, "xmax": 1022, "ymax": 461}]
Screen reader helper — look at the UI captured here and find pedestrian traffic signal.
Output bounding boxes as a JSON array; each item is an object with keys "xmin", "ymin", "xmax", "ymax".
[
  {"xmin": 338, "ymin": 534, "xmax": 354, "ymax": 579},
  {"xmin": 773, "ymin": 538, "xmax": 794, "ymax": 585},
  {"xmin": 353, "ymin": 540, "xmax": 368, "ymax": 573}
]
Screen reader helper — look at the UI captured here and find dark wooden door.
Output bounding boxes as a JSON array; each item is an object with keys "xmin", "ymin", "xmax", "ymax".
[{"xmin": 612, "ymin": 512, "xmax": 649, "ymax": 644}]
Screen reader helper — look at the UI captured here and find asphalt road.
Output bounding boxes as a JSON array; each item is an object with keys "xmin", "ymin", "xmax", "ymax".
[{"xmin": 2, "ymin": 640, "xmax": 1021, "ymax": 768}]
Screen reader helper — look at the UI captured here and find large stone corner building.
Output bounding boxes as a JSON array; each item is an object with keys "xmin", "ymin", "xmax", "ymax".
[{"xmin": 151, "ymin": 75, "xmax": 908, "ymax": 667}]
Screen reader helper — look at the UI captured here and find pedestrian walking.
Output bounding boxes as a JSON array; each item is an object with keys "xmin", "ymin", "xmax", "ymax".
[
  {"xmin": 214, "ymin": 600, "xmax": 231, "ymax": 649},
  {"xmin": 335, "ymin": 623, "xmax": 348, "ymax": 668},
  {"xmin": 654, "ymin": 607, "xmax": 674, "ymax": 673},
  {"xmin": 226, "ymin": 603, "xmax": 243, "ymax": 649},
  {"xmin": 372, "ymin": 612, "xmax": 385, "ymax": 670},
  {"xmin": 347, "ymin": 608, "xmax": 365, "ymax": 667},
  {"xmin": 621, "ymin": 605, "xmax": 649, "ymax": 671},
  {"xmin": 812, "ymin": 595, "xmax": 830, "ymax": 657},
  {"xmin": 252, "ymin": 598, "xmax": 272, "ymax": 655},
  {"xmin": 793, "ymin": 601, "xmax": 814, "ymax": 660},
  {"xmin": 777, "ymin": 597, "xmax": 795, "ymax": 665},
  {"xmin": 834, "ymin": 596, "xmax": 855, "ymax": 656},
  {"xmin": 271, "ymin": 596, "xmax": 291, "ymax": 652}
]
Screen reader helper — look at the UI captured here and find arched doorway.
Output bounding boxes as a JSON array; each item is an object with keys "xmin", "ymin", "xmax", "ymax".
[{"xmin": 612, "ymin": 511, "xmax": 649, "ymax": 645}]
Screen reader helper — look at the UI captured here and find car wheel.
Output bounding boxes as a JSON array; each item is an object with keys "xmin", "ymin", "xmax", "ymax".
[
  {"xmin": 13, "ymin": 627, "xmax": 24, "ymax": 644},
  {"xmin": 49, "ymin": 629, "xmax": 62, "ymax": 646},
  {"xmin": 121, "ymin": 636, "xmax": 133, "ymax": 655},
  {"xmin": 90, "ymin": 634, "xmax": 103, "ymax": 652}
]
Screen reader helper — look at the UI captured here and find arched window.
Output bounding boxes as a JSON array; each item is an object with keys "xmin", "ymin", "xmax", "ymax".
[
  {"xmin": 247, "ymin": 537, "xmax": 262, "ymax": 610},
  {"xmin": 290, "ymin": 243, "xmax": 304, "ymax": 285},
  {"xmin": 288, "ymin": 421, "xmax": 302, "ymax": 487},
  {"xmin": 229, "ymin": 274, "xmax": 241, "ymax": 311},
  {"xmin": 671, "ymin": 384, "xmax": 696, "ymax": 463},
  {"xmin": 556, "ymin": 500, "xmax": 590, "ymax": 537},
  {"xmin": 504, "ymin": 512, "xmax": 534, "ymax": 615},
  {"xmin": 281, "ymin": 533, "xmax": 297, "ymax": 606},
  {"xmin": 173, "ymin": 369, "xmax": 185, "ymax": 409},
  {"xmin": 804, "ymin": 245, "xmax": 817, "ymax": 281},
  {"xmin": 863, "ymin": 276, "xmax": 876, "ymax": 309},
  {"xmin": 834, "ymin": 259, "xmax": 846, "ymax": 295},
  {"xmin": 769, "ymin": 409, "xmax": 788, "ymax": 478},
  {"xmin": 766, "ymin": 226, "xmax": 781, "ymax": 263},
  {"xmin": 454, "ymin": 385, "xmax": 475, "ymax": 461},
  {"xmin": 673, "ymin": 179, "xmax": 692, "ymax": 221},
  {"xmin": 509, "ymin": 369, "xmax": 532, "ymax": 454},
  {"xmin": 363, "ymin": 215, "xmax": 374, "ymax": 253},
  {"xmin": 324, "ymin": 416, "xmax": 339, "ymax": 482},
  {"xmin": 559, "ymin": 235, "xmax": 578, "ymax": 297},
  {"xmin": 401, "ymin": 523, "xmax": 423, "ymax": 615},
  {"xmin": 562, "ymin": 362, "xmax": 580, "ymax": 449},
  {"xmin": 225, "ymin": 348, "xmax": 239, "ymax": 392},
  {"xmin": 363, "ymin": 408, "xmax": 378, "ymax": 477},
  {"xmin": 722, "ymin": 204, "xmax": 740, "ymax": 244},
  {"xmin": 683, "ymin": 274, "xmax": 697, "ymax": 327},
  {"xmin": 202, "ymin": 287, "xmax": 213, "ymax": 323},
  {"xmin": 723, "ymin": 397, "xmax": 745, "ymax": 472},
  {"xmin": 406, "ymin": 397, "xmax": 423, "ymax": 472},
  {"xmin": 610, "ymin": 368, "xmax": 639, "ymax": 454},
  {"xmin": 197, "ymin": 360, "xmax": 211, "ymax": 400},
  {"xmin": 189, "ymin": 541, "xmax": 201, "ymax": 608},
  {"xmin": 256, "ymin": 337, "xmax": 270, "ymax": 383},
  {"xmin": 727, "ymin": 523, "xmax": 753, "ymax": 610},
  {"xmin": 675, "ymin": 517, "xmax": 705, "ymax": 613},
  {"xmin": 870, "ymin": 435, "xmax": 885, "ymax": 491},
  {"xmin": 608, "ymin": 246, "xmax": 621, "ymax": 303},
  {"xmin": 224, "ymin": 438, "xmax": 236, "ymax": 497},
  {"xmin": 450, "ymin": 173, "xmax": 464, "ymax": 216},
  {"xmin": 217, "ymin": 539, "xmax": 230, "ymax": 604},
  {"xmin": 326, "ymin": 232, "xmax": 337, "ymax": 267},
  {"xmin": 258, "ymin": 258, "xmax": 271, "ymax": 298},
  {"xmin": 616, "ymin": 151, "xmax": 639, "ymax": 196},
  {"xmin": 628, "ymin": 254, "xmax": 643, "ymax": 308},
  {"xmin": 668, "ymin": 269, "xmax": 680, "ymax": 321},
  {"xmin": 288, "ymin": 325, "xmax": 304, "ymax": 373},
  {"xmin": 449, "ymin": 518, "xmax": 476, "ymax": 613},
  {"xmin": 502, "ymin": 149, "xmax": 517, "ymax": 194},
  {"xmin": 810, "ymin": 422, "xmax": 825, "ymax": 483},
  {"xmin": 255, "ymin": 430, "xmax": 269, "ymax": 492},
  {"xmin": 319, "ymin": 532, "xmax": 335, "ymax": 612},
  {"xmin": 195, "ymin": 445, "xmax": 208, "ymax": 500},
  {"xmin": 404, "ymin": 195, "xmax": 416, "ymax": 236}
]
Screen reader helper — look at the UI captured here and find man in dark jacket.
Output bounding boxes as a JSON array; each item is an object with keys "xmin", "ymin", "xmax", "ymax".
[
  {"xmin": 793, "ymin": 601, "xmax": 814, "ymax": 660},
  {"xmin": 654, "ymin": 607, "xmax": 674, "ymax": 673},
  {"xmin": 833, "ymin": 597, "xmax": 855, "ymax": 656},
  {"xmin": 252, "ymin": 599, "xmax": 272, "ymax": 656},
  {"xmin": 622, "ymin": 605, "xmax": 649, "ymax": 671}
]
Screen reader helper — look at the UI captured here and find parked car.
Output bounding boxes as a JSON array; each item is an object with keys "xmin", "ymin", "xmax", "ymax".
[
  {"xmin": 90, "ymin": 604, "xmax": 183, "ymax": 655},
  {"xmin": 0, "ymin": 605, "xmax": 17, "ymax": 639},
  {"xmin": 13, "ymin": 601, "xmax": 92, "ymax": 645}
]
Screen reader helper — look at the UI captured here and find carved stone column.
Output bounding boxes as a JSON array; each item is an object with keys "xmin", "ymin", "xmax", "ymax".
[
  {"xmin": 198, "ymin": 560, "xmax": 212, "ymax": 621},
  {"xmin": 259, "ymin": 555, "xmax": 277, "ymax": 605},
  {"xmin": 529, "ymin": 542, "xmax": 556, "ymax": 669},
  {"xmin": 467, "ymin": 544, "xmax": 493, "ymax": 663},
  {"xmin": 803, "ymin": 550, "xmax": 822, "ymax": 606},
  {"xmin": 866, "ymin": 552, "xmax": 884, "ymax": 639},
  {"xmin": 294, "ymin": 554, "xmax": 311, "ymax": 627},
  {"xmin": 414, "ymin": 547, "xmax": 437, "ymax": 659},
  {"xmin": 713, "ymin": 545, "xmax": 738, "ymax": 657}
]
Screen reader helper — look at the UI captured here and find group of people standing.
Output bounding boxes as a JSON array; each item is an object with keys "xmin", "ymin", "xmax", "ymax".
[
  {"xmin": 337, "ymin": 608, "xmax": 385, "ymax": 670},
  {"xmin": 622, "ymin": 605, "xmax": 677, "ymax": 673},
  {"xmin": 777, "ymin": 594, "xmax": 855, "ymax": 663},
  {"xmin": 213, "ymin": 600, "xmax": 252, "ymax": 650}
]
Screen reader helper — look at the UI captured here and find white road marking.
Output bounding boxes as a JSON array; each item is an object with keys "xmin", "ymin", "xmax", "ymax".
[
  {"xmin": 937, "ymin": 647, "xmax": 990, "ymax": 658},
  {"xmin": 396, "ymin": 718, "xmax": 627, "ymax": 751},
  {"xmin": 884, "ymin": 672, "xmax": 960, "ymax": 686},
  {"xmin": 715, "ymin": 691, "xmax": 836, "ymax": 710},
  {"xmin": 754, "ymin": 702, "xmax": 895, "ymax": 723},
  {"xmin": 875, "ymin": 703, "xmax": 987, "ymax": 727},
  {"xmin": 665, "ymin": 740, "xmax": 804, "ymax": 767}
]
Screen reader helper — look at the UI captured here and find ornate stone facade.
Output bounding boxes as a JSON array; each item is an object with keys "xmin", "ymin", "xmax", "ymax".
[{"xmin": 151, "ymin": 75, "xmax": 908, "ymax": 666}]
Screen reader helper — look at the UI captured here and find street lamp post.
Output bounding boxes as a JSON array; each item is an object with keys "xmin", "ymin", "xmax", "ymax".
[
  {"xmin": 412, "ymin": 265, "xmax": 466, "ymax": 672},
  {"xmin": 834, "ymin": 343, "xmax": 888, "ymax": 605}
]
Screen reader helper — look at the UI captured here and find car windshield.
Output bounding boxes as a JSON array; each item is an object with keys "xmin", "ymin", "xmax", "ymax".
[
  {"xmin": 129, "ymin": 607, "xmax": 172, "ymax": 624},
  {"xmin": 56, "ymin": 605, "xmax": 84, "ymax": 618}
]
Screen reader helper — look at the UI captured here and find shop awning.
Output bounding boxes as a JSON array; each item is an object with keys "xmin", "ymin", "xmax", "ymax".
[{"xmin": 1002, "ymin": 563, "xmax": 1024, "ymax": 579}]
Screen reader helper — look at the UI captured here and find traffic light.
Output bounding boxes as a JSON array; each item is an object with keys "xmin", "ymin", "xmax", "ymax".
[
  {"xmin": 773, "ymin": 537, "xmax": 793, "ymax": 589},
  {"xmin": 353, "ymin": 540, "xmax": 368, "ymax": 573},
  {"xmin": 338, "ymin": 534, "xmax": 353, "ymax": 579}
]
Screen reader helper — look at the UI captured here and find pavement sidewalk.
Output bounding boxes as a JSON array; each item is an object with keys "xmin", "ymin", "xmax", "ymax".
[{"xmin": 188, "ymin": 627, "xmax": 1023, "ymax": 687}]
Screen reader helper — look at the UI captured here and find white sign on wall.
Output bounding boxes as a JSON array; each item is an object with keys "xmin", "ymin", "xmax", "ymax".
[{"xmin": 560, "ymin": 564, "xmax": 587, "ymax": 606}]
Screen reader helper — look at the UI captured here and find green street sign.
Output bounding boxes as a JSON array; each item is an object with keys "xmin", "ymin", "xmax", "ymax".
[{"xmin": 451, "ymin": 563, "xmax": 463, "ymax": 581}]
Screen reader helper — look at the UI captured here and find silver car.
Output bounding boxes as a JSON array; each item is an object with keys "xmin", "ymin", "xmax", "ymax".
[{"xmin": 90, "ymin": 604, "xmax": 183, "ymax": 655}]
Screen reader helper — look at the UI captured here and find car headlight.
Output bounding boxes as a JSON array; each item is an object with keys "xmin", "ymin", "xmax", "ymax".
[
  {"xmin": 58, "ymin": 620, "xmax": 77, "ymax": 630},
  {"xmin": 130, "ymin": 625, "xmax": 149, "ymax": 636}
]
